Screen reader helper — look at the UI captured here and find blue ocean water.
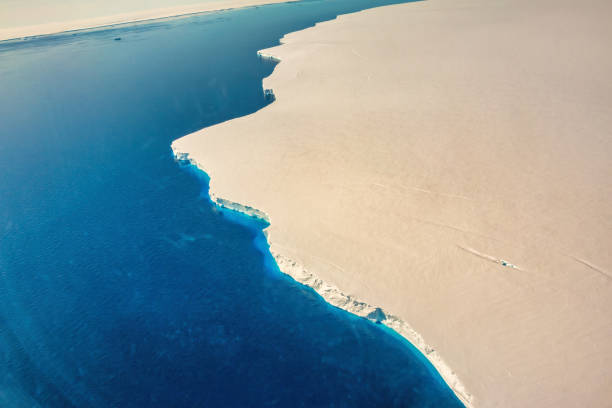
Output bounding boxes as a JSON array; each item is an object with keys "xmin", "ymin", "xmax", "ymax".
[{"xmin": 0, "ymin": 1, "xmax": 464, "ymax": 407}]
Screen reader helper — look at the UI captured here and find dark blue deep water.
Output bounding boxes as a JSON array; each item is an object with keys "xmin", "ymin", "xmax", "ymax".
[{"xmin": 0, "ymin": 1, "xmax": 463, "ymax": 406}]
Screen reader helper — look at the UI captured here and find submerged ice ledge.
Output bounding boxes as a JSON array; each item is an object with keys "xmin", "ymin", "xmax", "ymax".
[{"xmin": 171, "ymin": 146, "xmax": 473, "ymax": 407}]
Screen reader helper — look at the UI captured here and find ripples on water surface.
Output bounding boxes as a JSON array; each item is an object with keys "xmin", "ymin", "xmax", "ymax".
[{"xmin": 0, "ymin": 0, "xmax": 463, "ymax": 406}]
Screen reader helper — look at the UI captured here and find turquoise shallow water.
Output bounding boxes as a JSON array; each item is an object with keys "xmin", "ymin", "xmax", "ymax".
[{"xmin": 0, "ymin": 1, "xmax": 464, "ymax": 406}]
